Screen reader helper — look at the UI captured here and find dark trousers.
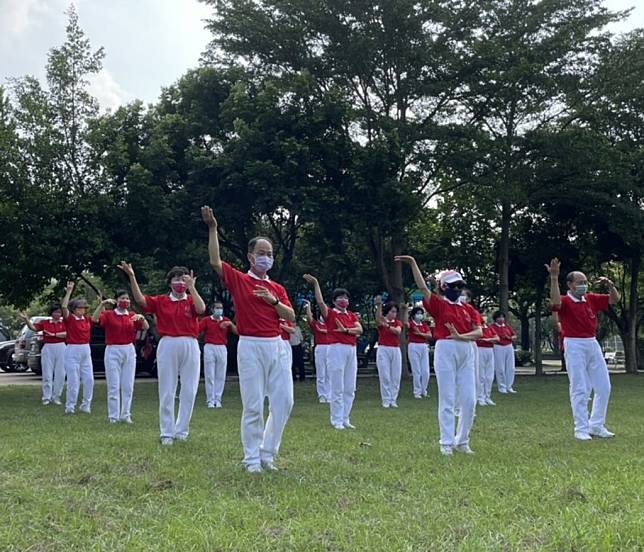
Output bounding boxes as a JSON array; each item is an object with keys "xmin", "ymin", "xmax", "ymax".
[{"xmin": 291, "ymin": 344, "xmax": 305, "ymax": 381}]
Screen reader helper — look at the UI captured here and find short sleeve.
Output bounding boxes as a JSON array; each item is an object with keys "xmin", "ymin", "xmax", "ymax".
[
  {"xmin": 275, "ymin": 284, "xmax": 292, "ymax": 308},
  {"xmin": 142, "ymin": 295, "xmax": 159, "ymax": 314},
  {"xmin": 423, "ymin": 293, "xmax": 441, "ymax": 319},
  {"xmin": 198, "ymin": 318, "xmax": 207, "ymax": 332},
  {"xmin": 221, "ymin": 262, "xmax": 243, "ymax": 294},
  {"xmin": 33, "ymin": 322, "xmax": 44, "ymax": 331},
  {"xmin": 589, "ymin": 293, "xmax": 610, "ymax": 313},
  {"xmin": 98, "ymin": 311, "xmax": 109, "ymax": 327}
]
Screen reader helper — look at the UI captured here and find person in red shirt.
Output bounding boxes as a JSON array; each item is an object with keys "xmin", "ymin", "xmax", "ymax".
[
  {"xmin": 19, "ymin": 305, "xmax": 67, "ymax": 405},
  {"xmin": 303, "ymin": 275, "xmax": 363, "ymax": 430},
  {"xmin": 61, "ymin": 281, "xmax": 94, "ymax": 414},
  {"xmin": 492, "ymin": 311, "xmax": 518, "ymax": 394},
  {"xmin": 305, "ymin": 300, "xmax": 331, "ymax": 403},
  {"xmin": 546, "ymin": 258, "xmax": 620, "ymax": 440},
  {"xmin": 199, "ymin": 300, "xmax": 237, "ymax": 409},
  {"xmin": 396, "ymin": 256, "xmax": 482, "ymax": 456},
  {"xmin": 375, "ymin": 295, "xmax": 404, "ymax": 408},
  {"xmin": 118, "ymin": 263, "xmax": 206, "ymax": 445},
  {"xmin": 476, "ymin": 319, "xmax": 499, "ymax": 406},
  {"xmin": 407, "ymin": 306, "xmax": 432, "ymax": 399},
  {"xmin": 202, "ymin": 206, "xmax": 295, "ymax": 473},
  {"xmin": 93, "ymin": 291, "xmax": 148, "ymax": 424}
]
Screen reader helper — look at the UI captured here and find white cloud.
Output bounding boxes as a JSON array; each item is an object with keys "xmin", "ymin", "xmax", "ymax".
[{"xmin": 87, "ymin": 68, "xmax": 129, "ymax": 111}]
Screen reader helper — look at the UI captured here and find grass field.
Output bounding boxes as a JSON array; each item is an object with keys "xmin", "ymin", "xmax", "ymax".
[{"xmin": 1, "ymin": 374, "xmax": 643, "ymax": 551}]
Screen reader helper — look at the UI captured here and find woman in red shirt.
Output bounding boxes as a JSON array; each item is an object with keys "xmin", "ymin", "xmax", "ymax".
[
  {"xmin": 305, "ymin": 301, "xmax": 331, "ymax": 403},
  {"xmin": 476, "ymin": 319, "xmax": 500, "ymax": 406},
  {"xmin": 61, "ymin": 282, "xmax": 94, "ymax": 415},
  {"xmin": 375, "ymin": 296, "xmax": 404, "ymax": 408},
  {"xmin": 492, "ymin": 311, "xmax": 517, "ymax": 394},
  {"xmin": 93, "ymin": 291, "xmax": 148, "ymax": 423},
  {"xmin": 19, "ymin": 305, "xmax": 67, "ymax": 405},
  {"xmin": 407, "ymin": 306, "xmax": 432, "ymax": 399},
  {"xmin": 396, "ymin": 256, "xmax": 482, "ymax": 456}
]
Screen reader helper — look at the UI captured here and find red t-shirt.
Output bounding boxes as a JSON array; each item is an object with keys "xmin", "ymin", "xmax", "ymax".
[
  {"xmin": 199, "ymin": 316, "xmax": 232, "ymax": 345},
  {"xmin": 377, "ymin": 319, "xmax": 403, "ymax": 347},
  {"xmin": 407, "ymin": 321, "xmax": 432, "ymax": 344},
  {"xmin": 325, "ymin": 308, "xmax": 360, "ymax": 346},
  {"xmin": 422, "ymin": 293, "xmax": 480, "ymax": 341},
  {"xmin": 220, "ymin": 262, "xmax": 292, "ymax": 338},
  {"xmin": 493, "ymin": 323, "xmax": 516, "ymax": 346},
  {"xmin": 552, "ymin": 293, "xmax": 609, "ymax": 339},
  {"xmin": 476, "ymin": 324, "xmax": 498, "ymax": 348},
  {"xmin": 309, "ymin": 320, "xmax": 330, "ymax": 346},
  {"xmin": 280, "ymin": 319, "xmax": 293, "ymax": 341},
  {"xmin": 99, "ymin": 310, "xmax": 143, "ymax": 345},
  {"xmin": 33, "ymin": 319, "xmax": 66, "ymax": 344},
  {"xmin": 142, "ymin": 294, "xmax": 200, "ymax": 338},
  {"xmin": 64, "ymin": 315, "xmax": 92, "ymax": 345}
]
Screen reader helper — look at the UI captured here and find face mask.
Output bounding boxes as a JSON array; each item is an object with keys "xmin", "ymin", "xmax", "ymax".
[
  {"xmin": 575, "ymin": 284, "xmax": 588, "ymax": 297},
  {"xmin": 253, "ymin": 255, "xmax": 274, "ymax": 272},
  {"xmin": 335, "ymin": 298, "xmax": 349, "ymax": 309},
  {"xmin": 51, "ymin": 312, "xmax": 62, "ymax": 321},
  {"xmin": 444, "ymin": 288, "xmax": 461, "ymax": 302},
  {"xmin": 117, "ymin": 300, "xmax": 130, "ymax": 310},
  {"xmin": 213, "ymin": 309, "xmax": 223, "ymax": 317},
  {"xmin": 414, "ymin": 314, "xmax": 423, "ymax": 322},
  {"xmin": 171, "ymin": 282, "xmax": 188, "ymax": 295}
]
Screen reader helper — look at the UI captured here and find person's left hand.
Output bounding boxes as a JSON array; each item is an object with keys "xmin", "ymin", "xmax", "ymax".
[
  {"xmin": 445, "ymin": 322, "xmax": 461, "ymax": 339},
  {"xmin": 182, "ymin": 271, "xmax": 197, "ymax": 289},
  {"xmin": 253, "ymin": 285, "xmax": 277, "ymax": 305}
]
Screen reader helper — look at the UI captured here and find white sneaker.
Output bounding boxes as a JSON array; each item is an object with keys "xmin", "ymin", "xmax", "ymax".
[
  {"xmin": 454, "ymin": 444, "xmax": 475, "ymax": 455},
  {"xmin": 246, "ymin": 464, "xmax": 262, "ymax": 474},
  {"xmin": 422, "ymin": 391, "xmax": 428, "ymax": 398},
  {"xmin": 174, "ymin": 434, "xmax": 188, "ymax": 442},
  {"xmin": 215, "ymin": 401, "xmax": 222, "ymax": 408},
  {"xmin": 414, "ymin": 395, "xmax": 422, "ymax": 399},
  {"xmin": 508, "ymin": 388, "xmax": 517, "ymax": 394},
  {"xmin": 485, "ymin": 399, "xmax": 496, "ymax": 406},
  {"xmin": 65, "ymin": 408, "xmax": 75, "ymax": 415},
  {"xmin": 390, "ymin": 402, "xmax": 398, "ymax": 408},
  {"xmin": 109, "ymin": 418, "xmax": 118, "ymax": 424},
  {"xmin": 121, "ymin": 417, "xmax": 133, "ymax": 424},
  {"xmin": 160, "ymin": 437, "xmax": 174, "ymax": 446},
  {"xmin": 574, "ymin": 431, "xmax": 592, "ymax": 441},
  {"xmin": 333, "ymin": 424, "xmax": 345, "ymax": 430},
  {"xmin": 343, "ymin": 421, "xmax": 356, "ymax": 429},
  {"xmin": 440, "ymin": 446, "xmax": 453, "ymax": 456},
  {"xmin": 261, "ymin": 460, "xmax": 278, "ymax": 472},
  {"xmin": 42, "ymin": 399, "xmax": 51, "ymax": 406},
  {"xmin": 589, "ymin": 426, "xmax": 615, "ymax": 438},
  {"xmin": 79, "ymin": 406, "xmax": 91, "ymax": 414},
  {"xmin": 382, "ymin": 403, "xmax": 390, "ymax": 409},
  {"xmin": 318, "ymin": 397, "xmax": 326, "ymax": 404},
  {"xmin": 207, "ymin": 403, "xmax": 215, "ymax": 409},
  {"xmin": 478, "ymin": 400, "xmax": 487, "ymax": 407},
  {"xmin": 498, "ymin": 389, "xmax": 508, "ymax": 394},
  {"xmin": 52, "ymin": 398, "xmax": 62, "ymax": 405}
]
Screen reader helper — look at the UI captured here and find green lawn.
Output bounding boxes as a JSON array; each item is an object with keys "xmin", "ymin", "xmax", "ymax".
[{"xmin": 1, "ymin": 374, "xmax": 643, "ymax": 551}]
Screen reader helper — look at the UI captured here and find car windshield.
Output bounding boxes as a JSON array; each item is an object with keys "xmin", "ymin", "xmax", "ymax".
[{"xmin": 18, "ymin": 326, "xmax": 35, "ymax": 339}]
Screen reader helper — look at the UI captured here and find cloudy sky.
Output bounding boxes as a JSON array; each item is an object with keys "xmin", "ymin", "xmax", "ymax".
[{"xmin": 1, "ymin": 0, "xmax": 642, "ymax": 111}]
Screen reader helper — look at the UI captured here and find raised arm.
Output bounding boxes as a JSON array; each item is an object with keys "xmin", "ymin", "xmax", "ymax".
[
  {"xmin": 303, "ymin": 301, "xmax": 313, "ymax": 324},
  {"xmin": 545, "ymin": 258, "xmax": 562, "ymax": 308},
  {"xmin": 596, "ymin": 277, "xmax": 620, "ymax": 305},
  {"xmin": 303, "ymin": 274, "xmax": 329, "ymax": 319},
  {"xmin": 17, "ymin": 311, "xmax": 38, "ymax": 332},
  {"xmin": 117, "ymin": 262, "xmax": 147, "ymax": 309},
  {"xmin": 61, "ymin": 281, "xmax": 75, "ymax": 320},
  {"xmin": 394, "ymin": 256, "xmax": 431, "ymax": 300},
  {"xmin": 184, "ymin": 271, "xmax": 206, "ymax": 315},
  {"xmin": 201, "ymin": 206, "xmax": 223, "ymax": 276},
  {"xmin": 92, "ymin": 299, "xmax": 115, "ymax": 323},
  {"xmin": 374, "ymin": 295, "xmax": 386, "ymax": 325}
]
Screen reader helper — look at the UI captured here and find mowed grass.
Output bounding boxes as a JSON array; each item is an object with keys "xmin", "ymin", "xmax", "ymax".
[{"xmin": 1, "ymin": 374, "xmax": 644, "ymax": 551}]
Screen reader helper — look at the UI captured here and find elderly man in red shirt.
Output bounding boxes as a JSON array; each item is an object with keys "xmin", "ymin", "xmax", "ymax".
[{"xmin": 546, "ymin": 258, "xmax": 620, "ymax": 441}]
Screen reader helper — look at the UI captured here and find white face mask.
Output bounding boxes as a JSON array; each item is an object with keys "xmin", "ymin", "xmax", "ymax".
[{"xmin": 413, "ymin": 314, "xmax": 423, "ymax": 322}]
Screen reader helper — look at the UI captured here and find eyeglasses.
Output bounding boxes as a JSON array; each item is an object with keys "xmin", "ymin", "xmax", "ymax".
[{"xmin": 446, "ymin": 282, "xmax": 465, "ymax": 290}]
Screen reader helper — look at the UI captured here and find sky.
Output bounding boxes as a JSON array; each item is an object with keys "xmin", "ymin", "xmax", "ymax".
[{"xmin": 1, "ymin": 0, "xmax": 642, "ymax": 112}]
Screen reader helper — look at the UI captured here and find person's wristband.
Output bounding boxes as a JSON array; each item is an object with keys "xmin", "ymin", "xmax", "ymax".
[{"xmin": 272, "ymin": 297, "xmax": 280, "ymax": 306}]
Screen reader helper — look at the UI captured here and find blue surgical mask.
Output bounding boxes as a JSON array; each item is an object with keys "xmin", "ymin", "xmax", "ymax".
[
  {"xmin": 575, "ymin": 285, "xmax": 588, "ymax": 297},
  {"xmin": 213, "ymin": 309, "xmax": 223, "ymax": 317},
  {"xmin": 253, "ymin": 254, "xmax": 274, "ymax": 272},
  {"xmin": 444, "ymin": 288, "xmax": 461, "ymax": 302},
  {"xmin": 413, "ymin": 314, "xmax": 423, "ymax": 322}
]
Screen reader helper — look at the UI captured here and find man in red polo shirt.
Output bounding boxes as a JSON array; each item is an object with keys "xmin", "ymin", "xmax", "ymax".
[
  {"xmin": 546, "ymin": 258, "xmax": 620, "ymax": 440},
  {"xmin": 202, "ymin": 206, "xmax": 295, "ymax": 473}
]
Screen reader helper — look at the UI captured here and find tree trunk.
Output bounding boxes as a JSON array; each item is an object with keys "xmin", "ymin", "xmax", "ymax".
[
  {"xmin": 621, "ymin": 254, "xmax": 640, "ymax": 374},
  {"xmin": 534, "ymin": 286, "xmax": 544, "ymax": 376},
  {"xmin": 518, "ymin": 309, "xmax": 530, "ymax": 351},
  {"xmin": 390, "ymin": 236, "xmax": 410, "ymax": 380},
  {"xmin": 498, "ymin": 200, "xmax": 511, "ymax": 315}
]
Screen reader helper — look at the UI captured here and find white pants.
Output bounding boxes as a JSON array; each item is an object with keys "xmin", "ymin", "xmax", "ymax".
[
  {"xmin": 434, "ymin": 340, "xmax": 476, "ymax": 446},
  {"xmin": 105, "ymin": 344, "xmax": 136, "ymax": 421},
  {"xmin": 65, "ymin": 344, "xmax": 93, "ymax": 411},
  {"xmin": 377, "ymin": 345, "xmax": 402, "ymax": 406},
  {"xmin": 157, "ymin": 336, "xmax": 200, "ymax": 439},
  {"xmin": 564, "ymin": 337, "xmax": 611, "ymax": 434},
  {"xmin": 41, "ymin": 342, "xmax": 66, "ymax": 401},
  {"xmin": 204, "ymin": 344, "xmax": 228, "ymax": 405},
  {"xmin": 237, "ymin": 336, "xmax": 294, "ymax": 467},
  {"xmin": 327, "ymin": 343, "xmax": 358, "ymax": 426},
  {"xmin": 315, "ymin": 345, "xmax": 330, "ymax": 401},
  {"xmin": 478, "ymin": 347, "xmax": 495, "ymax": 402},
  {"xmin": 408, "ymin": 343, "xmax": 430, "ymax": 397},
  {"xmin": 494, "ymin": 344, "xmax": 515, "ymax": 392}
]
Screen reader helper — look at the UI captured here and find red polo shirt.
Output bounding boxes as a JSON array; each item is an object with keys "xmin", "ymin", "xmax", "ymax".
[
  {"xmin": 309, "ymin": 320, "xmax": 330, "ymax": 346},
  {"xmin": 220, "ymin": 262, "xmax": 292, "ymax": 338},
  {"xmin": 422, "ymin": 293, "xmax": 480, "ymax": 341},
  {"xmin": 142, "ymin": 294, "xmax": 200, "ymax": 338},
  {"xmin": 64, "ymin": 315, "xmax": 92, "ymax": 345},
  {"xmin": 407, "ymin": 320, "xmax": 432, "ymax": 344},
  {"xmin": 325, "ymin": 308, "xmax": 360, "ymax": 346},
  {"xmin": 552, "ymin": 292, "xmax": 609, "ymax": 339},
  {"xmin": 199, "ymin": 316, "xmax": 232, "ymax": 345},
  {"xmin": 33, "ymin": 319, "xmax": 66, "ymax": 344},
  {"xmin": 476, "ymin": 325, "xmax": 498, "ymax": 348},
  {"xmin": 280, "ymin": 319, "xmax": 293, "ymax": 341},
  {"xmin": 377, "ymin": 319, "xmax": 403, "ymax": 347},
  {"xmin": 493, "ymin": 323, "xmax": 516, "ymax": 346},
  {"xmin": 99, "ymin": 310, "xmax": 143, "ymax": 345}
]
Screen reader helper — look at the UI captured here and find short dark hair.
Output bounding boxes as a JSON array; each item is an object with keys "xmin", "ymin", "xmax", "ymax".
[
  {"xmin": 48, "ymin": 303, "xmax": 62, "ymax": 315},
  {"xmin": 410, "ymin": 306, "xmax": 424, "ymax": 318},
  {"xmin": 332, "ymin": 288, "xmax": 350, "ymax": 301},
  {"xmin": 492, "ymin": 310, "xmax": 505, "ymax": 321},
  {"xmin": 115, "ymin": 289, "xmax": 129, "ymax": 299},
  {"xmin": 382, "ymin": 302, "xmax": 398, "ymax": 316},
  {"xmin": 166, "ymin": 266, "xmax": 189, "ymax": 284},
  {"xmin": 248, "ymin": 236, "xmax": 273, "ymax": 253}
]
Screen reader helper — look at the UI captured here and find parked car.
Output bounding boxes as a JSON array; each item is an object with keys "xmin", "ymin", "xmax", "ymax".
[
  {"xmin": 0, "ymin": 340, "xmax": 17, "ymax": 372},
  {"xmin": 12, "ymin": 317, "xmax": 48, "ymax": 371},
  {"xmin": 28, "ymin": 324, "xmax": 157, "ymax": 376}
]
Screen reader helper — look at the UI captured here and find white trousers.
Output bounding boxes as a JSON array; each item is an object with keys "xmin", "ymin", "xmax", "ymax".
[
  {"xmin": 204, "ymin": 344, "xmax": 228, "ymax": 405},
  {"xmin": 157, "ymin": 336, "xmax": 200, "ymax": 439},
  {"xmin": 105, "ymin": 344, "xmax": 136, "ymax": 421},
  {"xmin": 237, "ymin": 336, "xmax": 294, "ymax": 467},
  {"xmin": 564, "ymin": 337, "xmax": 611, "ymax": 434},
  {"xmin": 327, "ymin": 343, "xmax": 358, "ymax": 426},
  {"xmin": 41, "ymin": 342, "xmax": 66, "ymax": 401},
  {"xmin": 494, "ymin": 344, "xmax": 515, "ymax": 392},
  {"xmin": 65, "ymin": 344, "xmax": 93, "ymax": 411},
  {"xmin": 376, "ymin": 345, "xmax": 402, "ymax": 406},
  {"xmin": 315, "ymin": 344, "xmax": 330, "ymax": 401},
  {"xmin": 477, "ymin": 347, "xmax": 495, "ymax": 402},
  {"xmin": 408, "ymin": 343, "xmax": 430, "ymax": 397},
  {"xmin": 434, "ymin": 340, "xmax": 476, "ymax": 446}
]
